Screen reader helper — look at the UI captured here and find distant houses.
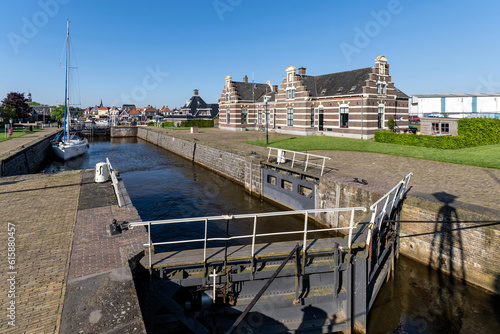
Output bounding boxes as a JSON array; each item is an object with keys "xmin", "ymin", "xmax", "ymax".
[{"xmin": 218, "ymin": 55, "xmax": 410, "ymax": 139}]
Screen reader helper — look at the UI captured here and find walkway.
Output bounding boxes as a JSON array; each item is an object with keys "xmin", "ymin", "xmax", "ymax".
[
  {"xmin": 150, "ymin": 127, "xmax": 500, "ymax": 212},
  {"xmin": 0, "ymin": 171, "xmax": 82, "ymax": 333},
  {"xmin": 0, "ymin": 127, "xmax": 60, "ymax": 156}
]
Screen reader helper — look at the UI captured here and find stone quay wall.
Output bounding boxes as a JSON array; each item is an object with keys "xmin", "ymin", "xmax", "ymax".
[
  {"xmin": 110, "ymin": 126, "xmax": 138, "ymax": 137},
  {"xmin": 316, "ymin": 172, "xmax": 500, "ymax": 293},
  {"xmin": 0, "ymin": 131, "xmax": 58, "ymax": 176},
  {"xmin": 135, "ymin": 127, "xmax": 262, "ymax": 196}
]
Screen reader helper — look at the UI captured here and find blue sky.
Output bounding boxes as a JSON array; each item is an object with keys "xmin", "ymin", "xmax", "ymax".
[{"xmin": 1, "ymin": 0, "xmax": 499, "ymax": 109}]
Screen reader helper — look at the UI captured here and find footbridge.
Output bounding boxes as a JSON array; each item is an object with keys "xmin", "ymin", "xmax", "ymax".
[{"xmin": 129, "ymin": 173, "xmax": 412, "ymax": 333}]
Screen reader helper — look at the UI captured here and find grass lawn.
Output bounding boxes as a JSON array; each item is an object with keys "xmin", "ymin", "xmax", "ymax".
[
  {"xmin": 245, "ymin": 136, "xmax": 500, "ymax": 169},
  {"xmin": 0, "ymin": 128, "xmax": 43, "ymax": 143}
]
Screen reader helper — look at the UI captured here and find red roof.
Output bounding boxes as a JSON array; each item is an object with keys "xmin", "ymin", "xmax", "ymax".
[{"xmin": 129, "ymin": 109, "xmax": 139, "ymax": 115}]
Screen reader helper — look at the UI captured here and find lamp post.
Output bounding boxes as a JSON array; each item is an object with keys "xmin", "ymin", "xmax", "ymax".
[{"xmin": 265, "ymin": 100, "xmax": 269, "ymax": 145}]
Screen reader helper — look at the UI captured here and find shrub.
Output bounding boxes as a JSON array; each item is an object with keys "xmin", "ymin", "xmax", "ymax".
[
  {"xmin": 388, "ymin": 117, "xmax": 395, "ymax": 131},
  {"xmin": 374, "ymin": 118, "xmax": 500, "ymax": 149},
  {"xmin": 179, "ymin": 119, "xmax": 214, "ymax": 128}
]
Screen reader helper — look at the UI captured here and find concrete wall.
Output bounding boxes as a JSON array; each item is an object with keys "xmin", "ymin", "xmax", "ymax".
[
  {"xmin": 0, "ymin": 132, "xmax": 58, "ymax": 177},
  {"xmin": 136, "ymin": 128, "xmax": 262, "ymax": 196},
  {"xmin": 111, "ymin": 126, "xmax": 138, "ymax": 137}
]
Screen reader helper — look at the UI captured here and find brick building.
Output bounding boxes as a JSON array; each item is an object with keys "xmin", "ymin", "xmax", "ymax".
[
  {"xmin": 218, "ymin": 75, "xmax": 277, "ymax": 131},
  {"xmin": 219, "ymin": 56, "xmax": 409, "ymax": 139}
]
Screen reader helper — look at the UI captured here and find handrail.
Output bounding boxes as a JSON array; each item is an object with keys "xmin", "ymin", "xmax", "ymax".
[
  {"xmin": 129, "ymin": 207, "xmax": 367, "ymax": 272},
  {"xmin": 266, "ymin": 147, "xmax": 332, "ymax": 176},
  {"xmin": 366, "ymin": 173, "xmax": 412, "ymax": 249},
  {"xmin": 106, "ymin": 158, "xmax": 124, "ymax": 207}
]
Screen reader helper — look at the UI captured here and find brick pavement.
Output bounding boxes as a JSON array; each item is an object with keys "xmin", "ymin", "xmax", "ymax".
[
  {"xmin": 150, "ymin": 127, "xmax": 500, "ymax": 212},
  {"xmin": 0, "ymin": 171, "xmax": 82, "ymax": 334},
  {"xmin": 67, "ymin": 171, "xmax": 146, "ymax": 281}
]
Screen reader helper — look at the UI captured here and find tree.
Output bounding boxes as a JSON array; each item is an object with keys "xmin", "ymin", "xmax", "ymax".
[
  {"xmin": 388, "ymin": 117, "xmax": 395, "ymax": 131},
  {"xmin": 0, "ymin": 106, "xmax": 16, "ymax": 125},
  {"xmin": 1, "ymin": 92, "xmax": 30, "ymax": 120},
  {"xmin": 51, "ymin": 105, "xmax": 65, "ymax": 121}
]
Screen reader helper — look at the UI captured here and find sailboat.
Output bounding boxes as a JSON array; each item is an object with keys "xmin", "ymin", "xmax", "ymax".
[{"xmin": 52, "ymin": 20, "xmax": 88, "ymax": 161}]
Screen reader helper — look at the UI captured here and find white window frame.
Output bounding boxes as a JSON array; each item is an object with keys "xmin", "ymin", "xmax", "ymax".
[
  {"xmin": 340, "ymin": 106, "xmax": 349, "ymax": 128},
  {"xmin": 378, "ymin": 105, "xmax": 384, "ymax": 129},
  {"xmin": 287, "ymin": 108, "xmax": 293, "ymax": 126},
  {"xmin": 241, "ymin": 107, "xmax": 248, "ymax": 124}
]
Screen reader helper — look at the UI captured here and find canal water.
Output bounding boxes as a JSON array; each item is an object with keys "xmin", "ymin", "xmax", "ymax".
[{"xmin": 41, "ymin": 137, "xmax": 499, "ymax": 333}]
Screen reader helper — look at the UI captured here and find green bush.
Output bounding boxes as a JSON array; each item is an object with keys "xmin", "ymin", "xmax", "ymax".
[
  {"xmin": 147, "ymin": 122, "xmax": 154, "ymax": 126},
  {"xmin": 179, "ymin": 119, "xmax": 214, "ymax": 128},
  {"xmin": 374, "ymin": 118, "xmax": 500, "ymax": 149}
]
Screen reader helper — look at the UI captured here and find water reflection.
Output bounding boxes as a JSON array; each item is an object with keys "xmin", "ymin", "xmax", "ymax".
[{"xmin": 368, "ymin": 256, "xmax": 499, "ymax": 333}]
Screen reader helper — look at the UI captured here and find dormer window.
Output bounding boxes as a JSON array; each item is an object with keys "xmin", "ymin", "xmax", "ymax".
[
  {"xmin": 336, "ymin": 87, "xmax": 343, "ymax": 94},
  {"xmin": 321, "ymin": 89, "xmax": 327, "ymax": 95},
  {"xmin": 349, "ymin": 86, "xmax": 356, "ymax": 92}
]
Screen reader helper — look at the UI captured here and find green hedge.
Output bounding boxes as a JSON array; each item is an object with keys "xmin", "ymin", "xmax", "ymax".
[
  {"xmin": 179, "ymin": 119, "xmax": 214, "ymax": 128},
  {"xmin": 374, "ymin": 118, "xmax": 500, "ymax": 149}
]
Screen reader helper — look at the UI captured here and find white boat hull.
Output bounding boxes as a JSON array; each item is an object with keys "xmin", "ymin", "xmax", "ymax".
[{"xmin": 52, "ymin": 139, "xmax": 88, "ymax": 160}]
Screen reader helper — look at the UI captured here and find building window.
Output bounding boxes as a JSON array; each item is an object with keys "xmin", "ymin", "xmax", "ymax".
[
  {"xmin": 310, "ymin": 107, "xmax": 314, "ymax": 127},
  {"xmin": 382, "ymin": 82, "xmax": 387, "ymax": 95},
  {"xmin": 441, "ymin": 123, "xmax": 449, "ymax": 133},
  {"xmin": 286, "ymin": 88, "xmax": 295, "ymax": 99},
  {"xmin": 225, "ymin": 93, "xmax": 230, "ymax": 102},
  {"xmin": 432, "ymin": 123, "xmax": 439, "ymax": 133},
  {"xmin": 226, "ymin": 107, "xmax": 230, "ymax": 124},
  {"xmin": 377, "ymin": 82, "xmax": 381, "ymax": 95},
  {"xmin": 378, "ymin": 106, "xmax": 384, "ymax": 128},
  {"xmin": 287, "ymin": 108, "xmax": 293, "ymax": 126},
  {"xmin": 286, "ymin": 90, "xmax": 289, "ymax": 99},
  {"xmin": 340, "ymin": 107, "xmax": 349, "ymax": 128},
  {"xmin": 291, "ymin": 89, "xmax": 295, "ymax": 98},
  {"xmin": 257, "ymin": 109, "xmax": 262, "ymax": 124},
  {"xmin": 241, "ymin": 107, "xmax": 248, "ymax": 124}
]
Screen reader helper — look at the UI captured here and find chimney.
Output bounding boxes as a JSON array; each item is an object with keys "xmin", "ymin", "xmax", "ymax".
[
  {"xmin": 273, "ymin": 85, "xmax": 278, "ymax": 92},
  {"xmin": 243, "ymin": 75, "xmax": 248, "ymax": 83},
  {"xmin": 298, "ymin": 67, "xmax": 307, "ymax": 76},
  {"xmin": 266, "ymin": 85, "xmax": 271, "ymax": 93},
  {"xmin": 194, "ymin": 89, "xmax": 199, "ymax": 96}
]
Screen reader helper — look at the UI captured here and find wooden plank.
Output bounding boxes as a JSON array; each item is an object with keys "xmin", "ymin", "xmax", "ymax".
[{"xmin": 142, "ymin": 237, "xmax": 347, "ymax": 269}]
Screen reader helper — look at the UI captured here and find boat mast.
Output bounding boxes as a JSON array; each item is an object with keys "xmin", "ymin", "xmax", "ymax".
[{"xmin": 64, "ymin": 20, "xmax": 70, "ymax": 142}]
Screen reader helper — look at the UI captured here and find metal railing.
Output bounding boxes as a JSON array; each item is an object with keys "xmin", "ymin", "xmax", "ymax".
[
  {"xmin": 266, "ymin": 147, "xmax": 332, "ymax": 176},
  {"xmin": 366, "ymin": 172, "xmax": 412, "ymax": 250},
  {"xmin": 129, "ymin": 207, "xmax": 366, "ymax": 274},
  {"xmin": 106, "ymin": 158, "xmax": 124, "ymax": 207}
]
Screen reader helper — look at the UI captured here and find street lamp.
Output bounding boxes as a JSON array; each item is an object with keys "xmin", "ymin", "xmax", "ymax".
[{"xmin": 264, "ymin": 100, "xmax": 269, "ymax": 145}]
